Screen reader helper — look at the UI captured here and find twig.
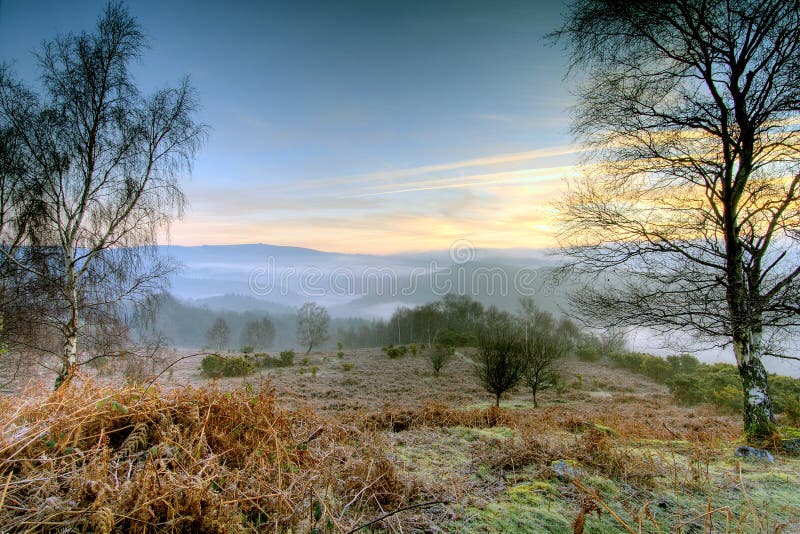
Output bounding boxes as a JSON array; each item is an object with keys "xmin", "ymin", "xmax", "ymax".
[
  {"xmin": 346, "ymin": 500, "xmax": 449, "ymax": 533},
  {"xmin": 0, "ymin": 471, "xmax": 13, "ymax": 509},
  {"xmin": 143, "ymin": 352, "xmax": 212, "ymax": 393},
  {"xmin": 572, "ymin": 479, "xmax": 636, "ymax": 534},
  {"xmin": 662, "ymin": 422, "xmax": 680, "ymax": 440}
]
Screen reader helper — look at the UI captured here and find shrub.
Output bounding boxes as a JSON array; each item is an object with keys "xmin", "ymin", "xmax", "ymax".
[
  {"xmin": 383, "ymin": 344, "xmax": 404, "ymax": 359},
  {"xmin": 428, "ymin": 344, "xmax": 454, "ymax": 376},
  {"xmin": 576, "ymin": 345, "xmax": 601, "ymax": 362},
  {"xmin": 201, "ymin": 354, "xmax": 253, "ymax": 377},
  {"xmin": 666, "ymin": 353, "xmax": 701, "ymax": 374},
  {"xmin": 438, "ymin": 329, "xmax": 477, "ymax": 347},
  {"xmin": 241, "ymin": 345, "xmax": 255, "ymax": 354},
  {"xmin": 280, "ymin": 350, "xmax": 295, "ymax": 367},
  {"xmin": 409, "ymin": 343, "xmax": 418, "ymax": 356},
  {"xmin": 250, "ymin": 351, "xmax": 295, "ymax": 368},
  {"xmin": 639, "ymin": 354, "xmax": 672, "ymax": 381},
  {"xmin": 342, "ymin": 363, "xmax": 354, "ymax": 372}
]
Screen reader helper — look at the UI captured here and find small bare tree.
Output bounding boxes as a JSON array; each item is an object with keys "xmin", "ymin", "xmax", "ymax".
[
  {"xmin": 518, "ymin": 300, "xmax": 571, "ymax": 407},
  {"xmin": 296, "ymin": 302, "xmax": 330, "ymax": 355},
  {"xmin": 206, "ymin": 318, "xmax": 230, "ymax": 353},
  {"xmin": 0, "ymin": 3, "xmax": 205, "ymax": 387},
  {"xmin": 555, "ymin": 0, "xmax": 800, "ymax": 440},
  {"xmin": 240, "ymin": 317, "xmax": 276, "ymax": 351},
  {"xmin": 521, "ymin": 330, "xmax": 568, "ymax": 408},
  {"xmin": 474, "ymin": 309, "xmax": 526, "ymax": 407}
]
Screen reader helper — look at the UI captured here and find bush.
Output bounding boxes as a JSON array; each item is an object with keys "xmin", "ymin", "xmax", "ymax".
[
  {"xmin": 428, "ymin": 344, "xmax": 454, "ymax": 376},
  {"xmin": 280, "ymin": 350, "xmax": 295, "ymax": 367},
  {"xmin": 383, "ymin": 344, "xmax": 405, "ymax": 359},
  {"xmin": 201, "ymin": 354, "xmax": 253, "ymax": 377},
  {"xmin": 438, "ymin": 329, "xmax": 477, "ymax": 348},
  {"xmin": 639, "ymin": 354, "xmax": 672, "ymax": 381},
  {"xmin": 240, "ymin": 345, "xmax": 255, "ymax": 354},
  {"xmin": 576, "ymin": 345, "xmax": 602, "ymax": 362},
  {"xmin": 342, "ymin": 363, "xmax": 354, "ymax": 371}
]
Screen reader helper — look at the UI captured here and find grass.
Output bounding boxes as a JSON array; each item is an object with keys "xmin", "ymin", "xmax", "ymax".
[{"xmin": 1, "ymin": 349, "xmax": 798, "ymax": 532}]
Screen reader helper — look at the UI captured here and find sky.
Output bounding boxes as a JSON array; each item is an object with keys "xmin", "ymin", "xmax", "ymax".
[{"xmin": 0, "ymin": 0, "xmax": 577, "ymax": 254}]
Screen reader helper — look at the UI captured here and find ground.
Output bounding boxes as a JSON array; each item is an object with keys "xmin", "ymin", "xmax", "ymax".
[
  {"xmin": 165, "ymin": 348, "xmax": 800, "ymax": 533},
  {"xmin": 1, "ymin": 348, "xmax": 799, "ymax": 533}
]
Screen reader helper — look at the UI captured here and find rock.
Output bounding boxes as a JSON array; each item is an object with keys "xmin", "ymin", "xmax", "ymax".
[
  {"xmin": 551, "ymin": 459, "xmax": 585, "ymax": 480},
  {"xmin": 734, "ymin": 445, "xmax": 774, "ymax": 463},
  {"xmin": 782, "ymin": 438, "xmax": 800, "ymax": 454}
]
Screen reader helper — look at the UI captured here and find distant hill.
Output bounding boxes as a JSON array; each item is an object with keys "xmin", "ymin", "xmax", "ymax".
[{"xmin": 159, "ymin": 243, "xmax": 566, "ymax": 318}]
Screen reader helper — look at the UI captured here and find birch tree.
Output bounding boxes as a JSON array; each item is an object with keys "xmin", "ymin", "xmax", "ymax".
[
  {"xmin": 296, "ymin": 302, "xmax": 330, "ymax": 355},
  {"xmin": 0, "ymin": 3, "xmax": 205, "ymax": 387},
  {"xmin": 555, "ymin": 0, "xmax": 800, "ymax": 439}
]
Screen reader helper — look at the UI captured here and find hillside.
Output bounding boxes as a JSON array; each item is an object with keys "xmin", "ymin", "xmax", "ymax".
[{"xmin": 2, "ymin": 349, "xmax": 798, "ymax": 532}]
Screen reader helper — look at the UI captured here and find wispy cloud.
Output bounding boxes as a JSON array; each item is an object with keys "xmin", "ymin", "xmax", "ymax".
[
  {"xmin": 347, "ymin": 165, "xmax": 579, "ymax": 197},
  {"xmin": 295, "ymin": 144, "xmax": 584, "ymax": 190}
]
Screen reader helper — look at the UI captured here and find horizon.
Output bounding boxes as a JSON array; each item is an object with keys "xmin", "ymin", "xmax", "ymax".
[{"xmin": 0, "ymin": 0, "xmax": 574, "ymax": 254}]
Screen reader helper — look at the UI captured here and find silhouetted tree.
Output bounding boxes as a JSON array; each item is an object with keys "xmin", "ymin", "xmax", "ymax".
[
  {"xmin": 474, "ymin": 309, "xmax": 526, "ymax": 407},
  {"xmin": 555, "ymin": 0, "xmax": 800, "ymax": 440},
  {"xmin": 517, "ymin": 300, "xmax": 570, "ymax": 407},
  {"xmin": 0, "ymin": 3, "xmax": 205, "ymax": 388}
]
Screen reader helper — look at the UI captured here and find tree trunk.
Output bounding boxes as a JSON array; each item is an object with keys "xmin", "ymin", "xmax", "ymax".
[
  {"xmin": 56, "ymin": 270, "xmax": 79, "ymax": 390},
  {"xmin": 733, "ymin": 325, "xmax": 775, "ymax": 441},
  {"xmin": 495, "ymin": 393, "xmax": 500, "ymax": 408},
  {"xmin": 531, "ymin": 385, "xmax": 538, "ymax": 408},
  {"xmin": 723, "ymin": 198, "xmax": 775, "ymax": 442}
]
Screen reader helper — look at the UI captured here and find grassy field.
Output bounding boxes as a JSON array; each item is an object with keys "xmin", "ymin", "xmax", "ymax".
[{"xmin": 1, "ymin": 348, "xmax": 798, "ymax": 532}]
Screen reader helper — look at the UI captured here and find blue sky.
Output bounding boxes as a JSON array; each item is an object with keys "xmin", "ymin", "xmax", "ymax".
[{"xmin": 0, "ymin": 0, "xmax": 577, "ymax": 253}]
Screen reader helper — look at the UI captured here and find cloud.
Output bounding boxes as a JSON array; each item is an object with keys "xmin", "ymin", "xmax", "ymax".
[
  {"xmin": 294, "ymin": 144, "xmax": 584, "ymax": 190},
  {"xmin": 346, "ymin": 165, "xmax": 579, "ymax": 197},
  {"xmin": 174, "ymin": 146, "xmax": 581, "ymax": 253}
]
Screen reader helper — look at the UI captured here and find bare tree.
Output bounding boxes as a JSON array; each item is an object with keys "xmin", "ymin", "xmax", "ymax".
[
  {"xmin": 517, "ymin": 300, "xmax": 571, "ymax": 407},
  {"xmin": 555, "ymin": 0, "xmax": 800, "ymax": 439},
  {"xmin": 474, "ymin": 309, "xmax": 526, "ymax": 407},
  {"xmin": 240, "ymin": 316, "xmax": 276, "ymax": 351},
  {"xmin": 206, "ymin": 318, "xmax": 230, "ymax": 352},
  {"xmin": 296, "ymin": 302, "xmax": 330, "ymax": 355},
  {"xmin": 0, "ymin": 3, "xmax": 205, "ymax": 388}
]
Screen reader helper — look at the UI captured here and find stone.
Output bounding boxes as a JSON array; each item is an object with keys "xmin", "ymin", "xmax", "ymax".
[
  {"xmin": 734, "ymin": 445, "xmax": 774, "ymax": 463},
  {"xmin": 551, "ymin": 459, "xmax": 586, "ymax": 480}
]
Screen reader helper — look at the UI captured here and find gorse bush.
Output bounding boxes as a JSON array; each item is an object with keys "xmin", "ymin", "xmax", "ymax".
[
  {"xmin": 428, "ymin": 344, "xmax": 454, "ymax": 376},
  {"xmin": 437, "ymin": 329, "xmax": 477, "ymax": 348},
  {"xmin": 201, "ymin": 354, "xmax": 253, "ymax": 377},
  {"xmin": 280, "ymin": 350, "xmax": 295, "ymax": 367},
  {"xmin": 247, "ymin": 351, "xmax": 295, "ymax": 369},
  {"xmin": 576, "ymin": 346, "xmax": 602, "ymax": 362},
  {"xmin": 382, "ymin": 344, "xmax": 410, "ymax": 359}
]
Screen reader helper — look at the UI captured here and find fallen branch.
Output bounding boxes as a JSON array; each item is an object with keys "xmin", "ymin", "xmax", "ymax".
[{"xmin": 346, "ymin": 500, "xmax": 450, "ymax": 533}]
